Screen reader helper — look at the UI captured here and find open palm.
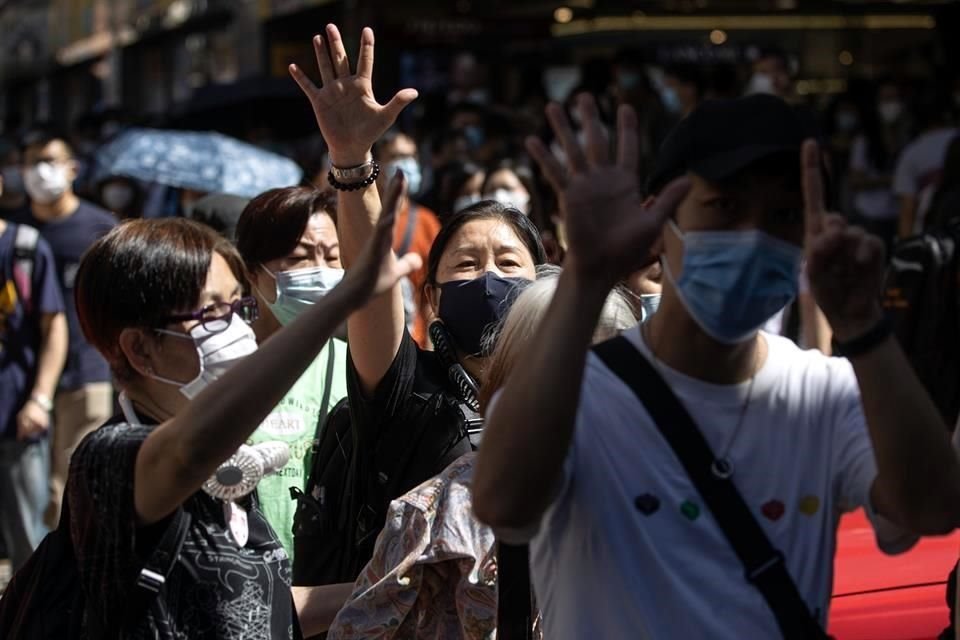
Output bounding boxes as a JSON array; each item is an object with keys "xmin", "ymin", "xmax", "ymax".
[
  {"xmin": 527, "ymin": 95, "xmax": 689, "ymax": 287},
  {"xmin": 289, "ymin": 25, "xmax": 418, "ymax": 165}
]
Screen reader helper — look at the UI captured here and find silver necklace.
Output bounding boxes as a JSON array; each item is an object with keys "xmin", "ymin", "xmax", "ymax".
[{"xmin": 641, "ymin": 323, "xmax": 759, "ymax": 480}]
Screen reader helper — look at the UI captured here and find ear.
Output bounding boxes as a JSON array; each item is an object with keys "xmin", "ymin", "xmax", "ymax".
[
  {"xmin": 118, "ymin": 327, "xmax": 159, "ymax": 378},
  {"xmin": 424, "ymin": 283, "xmax": 441, "ymax": 317},
  {"xmin": 66, "ymin": 159, "xmax": 79, "ymax": 182},
  {"xmin": 250, "ymin": 266, "xmax": 277, "ymax": 305}
]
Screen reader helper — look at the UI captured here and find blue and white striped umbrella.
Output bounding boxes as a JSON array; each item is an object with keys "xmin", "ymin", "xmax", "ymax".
[{"xmin": 93, "ymin": 128, "xmax": 302, "ymax": 198}]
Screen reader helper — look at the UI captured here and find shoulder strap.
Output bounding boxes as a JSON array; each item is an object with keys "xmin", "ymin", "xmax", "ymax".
[
  {"xmin": 12, "ymin": 224, "xmax": 39, "ymax": 312},
  {"xmin": 592, "ymin": 336, "xmax": 827, "ymax": 640},
  {"xmin": 496, "ymin": 542, "xmax": 533, "ymax": 640},
  {"xmin": 124, "ymin": 510, "xmax": 192, "ymax": 629},
  {"xmin": 398, "ymin": 203, "xmax": 419, "ymax": 256},
  {"xmin": 315, "ymin": 339, "xmax": 338, "ymax": 440}
]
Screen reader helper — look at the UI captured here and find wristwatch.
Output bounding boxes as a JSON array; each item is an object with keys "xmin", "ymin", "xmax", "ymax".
[
  {"xmin": 30, "ymin": 393, "xmax": 53, "ymax": 412},
  {"xmin": 330, "ymin": 160, "xmax": 376, "ymax": 182}
]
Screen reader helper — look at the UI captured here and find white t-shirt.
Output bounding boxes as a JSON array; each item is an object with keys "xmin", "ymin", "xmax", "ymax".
[
  {"xmin": 511, "ymin": 327, "xmax": 913, "ymax": 640},
  {"xmin": 849, "ymin": 135, "xmax": 899, "ymax": 221},
  {"xmin": 892, "ymin": 128, "xmax": 958, "ymax": 230}
]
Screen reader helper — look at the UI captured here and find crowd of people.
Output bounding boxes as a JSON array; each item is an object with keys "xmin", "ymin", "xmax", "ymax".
[{"xmin": 0, "ymin": 21, "xmax": 959, "ymax": 640}]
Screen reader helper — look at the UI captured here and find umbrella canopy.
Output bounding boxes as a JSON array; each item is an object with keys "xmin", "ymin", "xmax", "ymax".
[{"xmin": 93, "ymin": 128, "xmax": 303, "ymax": 198}]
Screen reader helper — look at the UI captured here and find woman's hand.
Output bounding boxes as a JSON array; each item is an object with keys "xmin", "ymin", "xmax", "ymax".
[
  {"xmin": 289, "ymin": 25, "xmax": 418, "ymax": 167},
  {"xmin": 339, "ymin": 171, "xmax": 423, "ymax": 305}
]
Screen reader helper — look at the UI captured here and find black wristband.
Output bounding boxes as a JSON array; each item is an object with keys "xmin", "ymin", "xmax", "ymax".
[
  {"xmin": 328, "ymin": 162, "xmax": 380, "ymax": 192},
  {"xmin": 833, "ymin": 315, "xmax": 893, "ymax": 358}
]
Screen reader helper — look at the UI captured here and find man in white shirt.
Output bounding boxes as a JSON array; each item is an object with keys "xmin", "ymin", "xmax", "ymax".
[{"xmin": 473, "ymin": 93, "xmax": 960, "ymax": 638}]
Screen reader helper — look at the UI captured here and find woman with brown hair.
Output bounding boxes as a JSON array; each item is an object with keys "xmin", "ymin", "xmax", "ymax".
[
  {"xmin": 235, "ymin": 186, "xmax": 349, "ymax": 559},
  {"xmin": 61, "ymin": 176, "xmax": 418, "ymax": 638}
]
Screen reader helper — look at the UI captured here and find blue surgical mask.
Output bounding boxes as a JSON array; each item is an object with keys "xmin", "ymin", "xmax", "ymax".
[
  {"xmin": 663, "ymin": 221, "xmax": 802, "ymax": 344},
  {"xmin": 261, "ymin": 265, "xmax": 345, "ymax": 326},
  {"xmin": 660, "ymin": 86, "xmax": 681, "ymax": 114},
  {"xmin": 463, "ymin": 125, "xmax": 485, "ymax": 150},
  {"xmin": 639, "ymin": 293, "xmax": 661, "ymax": 323},
  {"xmin": 386, "ymin": 156, "xmax": 422, "ymax": 195}
]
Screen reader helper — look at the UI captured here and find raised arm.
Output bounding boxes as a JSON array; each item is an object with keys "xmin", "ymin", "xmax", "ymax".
[
  {"xmin": 802, "ymin": 140, "xmax": 960, "ymax": 534},
  {"xmin": 472, "ymin": 96, "xmax": 688, "ymax": 530},
  {"xmin": 134, "ymin": 176, "xmax": 421, "ymax": 525},
  {"xmin": 290, "ymin": 25, "xmax": 417, "ymax": 396}
]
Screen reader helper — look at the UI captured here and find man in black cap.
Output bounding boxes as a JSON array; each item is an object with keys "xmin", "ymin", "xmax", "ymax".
[{"xmin": 473, "ymin": 94, "xmax": 960, "ymax": 638}]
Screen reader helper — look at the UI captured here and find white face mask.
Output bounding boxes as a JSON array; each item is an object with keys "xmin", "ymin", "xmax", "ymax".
[
  {"xmin": 746, "ymin": 73, "xmax": 776, "ymax": 96},
  {"xmin": 486, "ymin": 188, "xmax": 531, "ymax": 214},
  {"xmin": 260, "ymin": 265, "xmax": 345, "ymax": 326},
  {"xmin": 23, "ymin": 161, "xmax": 70, "ymax": 204},
  {"xmin": 878, "ymin": 101, "xmax": 903, "ymax": 124},
  {"xmin": 150, "ymin": 312, "xmax": 258, "ymax": 399}
]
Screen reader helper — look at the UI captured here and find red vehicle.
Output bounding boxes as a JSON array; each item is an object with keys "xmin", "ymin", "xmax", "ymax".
[{"xmin": 829, "ymin": 509, "xmax": 960, "ymax": 639}]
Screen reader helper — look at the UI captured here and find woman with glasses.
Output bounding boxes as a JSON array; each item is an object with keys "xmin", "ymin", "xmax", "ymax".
[{"xmin": 62, "ymin": 175, "xmax": 419, "ymax": 638}]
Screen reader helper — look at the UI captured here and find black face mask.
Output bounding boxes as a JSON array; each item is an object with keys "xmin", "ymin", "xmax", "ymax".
[{"xmin": 437, "ymin": 272, "xmax": 531, "ymax": 356}]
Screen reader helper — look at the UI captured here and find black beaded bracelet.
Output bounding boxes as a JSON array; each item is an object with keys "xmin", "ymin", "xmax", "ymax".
[
  {"xmin": 833, "ymin": 315, "xmax": 893, "ymax": 358},
  {"xmin": 328, "ymin": 162, "xmax": 380, "ymax": 192}
]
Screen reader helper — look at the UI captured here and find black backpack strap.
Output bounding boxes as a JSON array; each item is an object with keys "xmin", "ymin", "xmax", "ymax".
[
  {"xmin": 125, "ymin": 510, "xmax": 192, "ymax": 628},
  {"xmin": 11, "ymin": 224, "xmax": 39, "ymax": 314},
  {"xmin": 496, "ymin": 542, "xmax": 533, "ymax": 640},
  {"xmin": 592, "ymin": 336, "xmax": 827, "ymax": 640}
]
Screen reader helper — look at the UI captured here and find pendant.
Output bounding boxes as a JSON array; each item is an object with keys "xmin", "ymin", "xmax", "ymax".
[
  {"xmin": 224, "ymin": 500, "xmax": 249, "ymax": 547},
  {"xmin": 711, "ymin": 458, "xmax": 734, "ymax": 480}
]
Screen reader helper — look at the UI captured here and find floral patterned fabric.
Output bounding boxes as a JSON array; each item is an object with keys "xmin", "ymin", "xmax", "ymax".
[{"xmin": 329, "ymin": 452, "xmax": 531, "ymax": 640}]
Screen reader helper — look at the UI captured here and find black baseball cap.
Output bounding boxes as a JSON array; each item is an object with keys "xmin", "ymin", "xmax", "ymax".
[{"xmin": 647, "ymin": 94, "xmax": 815, "ymax": 195}]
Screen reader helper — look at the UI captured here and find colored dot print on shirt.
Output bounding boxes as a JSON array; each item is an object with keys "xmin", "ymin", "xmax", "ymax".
[
  {"xmin": 634, "ymin": 493, "xmax": 661, "ymax": 516},
  {"xmin": 761, "ymin": 500, "xmax": 785, "ymax": 521},
  {"xmin": 680, "ymin": 500, "xmax": 700, "ymax": 521},
  {"xmin": 798, "ymin": 495, "xmax": 820, "ymax": 516}
]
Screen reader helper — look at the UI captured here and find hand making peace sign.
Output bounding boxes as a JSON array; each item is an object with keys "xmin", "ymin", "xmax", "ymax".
[
  {"xmin": 801, "ymin": 140, "xmax": 886, "ymax": 342},
  {"xmin": 289, "ymin": 25, "xmax": 418, "ymax": 167}
]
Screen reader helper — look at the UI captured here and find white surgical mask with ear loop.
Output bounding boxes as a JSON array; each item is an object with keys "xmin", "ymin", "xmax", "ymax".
[
  {"xmin": 259, "ymin": 264, "xmax": 345, "ymax": 326},
  {"xmin": 23, "ymin": 161, "xmax": 70, "ymax": 204},
  {"xmin": 148, "ymin": 312, "xmax": 259, "ymax": 399},
  {"xmin": 129, "ymin": 314, "xmax": 288, "ymax": 546},
  {"xmin": 486, "ymin": 188, "xmax": 531, "ymax": 214}
]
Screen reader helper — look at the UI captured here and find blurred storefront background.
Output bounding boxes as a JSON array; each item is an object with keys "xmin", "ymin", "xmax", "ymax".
[{"xmin": 0, "ymin": 0, "xmax": 955, "ymax": 143}]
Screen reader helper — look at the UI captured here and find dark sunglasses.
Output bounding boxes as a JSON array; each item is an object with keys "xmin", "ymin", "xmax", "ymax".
[{"xmin": 160, "ymin": 296, "xmax": 259, "ymax": 333}]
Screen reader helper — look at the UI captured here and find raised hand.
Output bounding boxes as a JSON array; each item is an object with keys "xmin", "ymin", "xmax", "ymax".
[
  {"xmin": 341, "ymin": 171, "xmax": 423, "ymax": 303},
  {"xmin": 802, "ymin": 140, "xmax": 886, "ymax": 341},
  {"xmin": 526, "ymin": 94, "xmax": 689, "ymax": 288},
  {"xmin": 289, "ymin": 25, "xmax": 418, "ymax": 166}
]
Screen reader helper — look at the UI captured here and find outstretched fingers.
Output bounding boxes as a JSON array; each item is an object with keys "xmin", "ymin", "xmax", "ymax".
[
  {"xmin": 288, "ymin": 63, "xmax": 319, "ymax": 99},
  {"xmin": 312, "ymin": 34, "xmax": 336, "ymax": 86},
  {"xmin": 639, "ymin": 176, "xmax": 690, "ymax": 232},
  {"xmin": 545, "ymin": 102, "xmax": 587, "ymax": 175},
  {"xmin": 616, "ymin": 104, "xmax": 639, "ymax": 173},
  {"xmin": 325, "ymin": 24, "xmax": 351, "ymax": 78},
  {"xmin": 578, "ymin": 94, "xmax": 609, "ymax": 167},
  {"xmin": 525, "ymin": 136, "xmax": 566, "ymax": 197},
  {"xmin": 801, "ymin": 139, "xmax": 826, "ymax": 242},
  {"xmin": 357, "ymin": 27, "xmax": 375, "ymax": 79}
]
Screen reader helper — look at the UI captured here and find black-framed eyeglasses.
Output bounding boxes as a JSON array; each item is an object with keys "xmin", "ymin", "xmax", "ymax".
[{"xmin": 160, "ymin": 296, "xmax": 259, "ymax": 333}]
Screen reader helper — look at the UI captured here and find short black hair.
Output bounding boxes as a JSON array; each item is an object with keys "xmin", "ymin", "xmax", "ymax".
[
  {"xmin": 19, "ymin": 125, "xmax": 74, "ymax": 157},
  {"xmin": 664, "ymin": 63, "xmax": 705, "ymax": 94},
  {"xmin": 76, "ymin": 218, "xmax": 248, "ymax": 382},
  {"xmin": 757, "ymin": 46, "xmax": 791, "ymax": 70},
  {"xmin": 373, "ymin": 129, "xmax": 415, "ymax": 161},
  {"xmin": 236, "ymin": 187, "xmax": 337, "ymax": 268}
]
